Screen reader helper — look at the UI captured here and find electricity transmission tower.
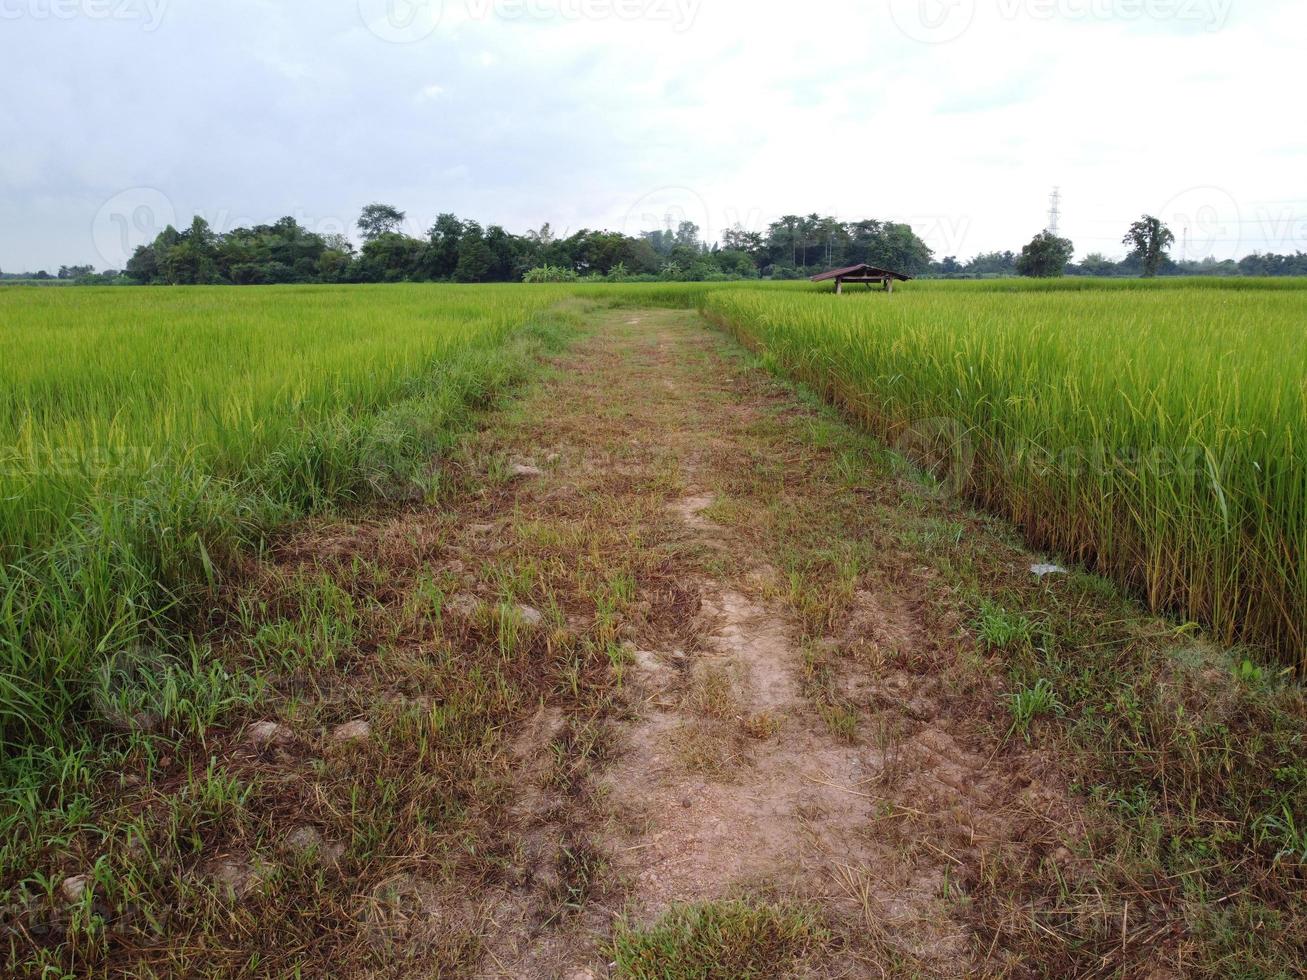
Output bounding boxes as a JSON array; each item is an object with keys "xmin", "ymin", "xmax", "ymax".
[{"xmin": 1046, "ymin": 187, "xmax": 1062, "ymax": 236}]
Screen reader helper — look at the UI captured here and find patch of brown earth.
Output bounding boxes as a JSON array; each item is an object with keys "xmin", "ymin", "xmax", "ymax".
[
  {"xmin": 666, "ymin": 493, "xmax": 718, "ymax": 533},
  {"xmin": 597, "ymin": 501, "xmax": 973, "ymax": 970}
]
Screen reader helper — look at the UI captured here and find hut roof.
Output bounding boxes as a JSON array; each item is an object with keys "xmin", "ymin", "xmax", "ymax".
[{"xmin": 809, "ymin": 263, "xmax": 913, "ymax": 282}]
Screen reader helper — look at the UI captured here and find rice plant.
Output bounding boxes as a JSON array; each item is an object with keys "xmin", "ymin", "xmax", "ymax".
[
  {"xmin": 704, "ymin": 282, "xmax": 1307, "ymax": 667},
  {"xmin": 0, "ymin": 283, "xmax": 573, "ymax": 752}
]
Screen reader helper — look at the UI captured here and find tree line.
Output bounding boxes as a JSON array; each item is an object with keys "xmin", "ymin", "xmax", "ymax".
[
  {"xmin": 937, "ymin": 215, "xmax": 1307, "ymax": 279},
  {"xmin": 101, "ymin": 204, "xmax": 937, "ymax": 286},
  {"xmin": 5, "ymin": 205, "xmax": 1305, "ymax": 284}
]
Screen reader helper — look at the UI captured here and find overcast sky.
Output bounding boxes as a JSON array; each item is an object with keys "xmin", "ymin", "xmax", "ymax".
[{"xmin": 2, "ymin": 0, "xmax": 1304, "ymax": 271}]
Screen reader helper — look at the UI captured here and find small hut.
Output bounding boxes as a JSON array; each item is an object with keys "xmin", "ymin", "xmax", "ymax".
[{"xmin": 810, "ymin": 263, "xmax": 912, "ymax": 294}]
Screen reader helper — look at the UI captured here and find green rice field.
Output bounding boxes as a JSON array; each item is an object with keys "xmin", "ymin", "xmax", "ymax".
[
  {"xmin": 0, "ymin": 284, "xmax": 574, "ymax": 751},
  {"xmin": 702, "ymin": 281, "xmax": 1306, "ymax": 665},
  {"xmin": 0, "ymin": 278, "xmax": 1303, "ymax": 765}
]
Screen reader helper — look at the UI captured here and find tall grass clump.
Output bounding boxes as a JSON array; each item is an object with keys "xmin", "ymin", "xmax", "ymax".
[
  {"xmin": 704, "ymin": 283, "xmax": 1306, "ymax": 667},
  {"xmin": 0, "ymin": 283, "xmax": 572, "ymax": 755}
]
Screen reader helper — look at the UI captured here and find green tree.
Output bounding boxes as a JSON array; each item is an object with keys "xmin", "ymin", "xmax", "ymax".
[
  {"xmin": 1123, "ymin": 215, "xmax": 1175, "ymax": 277},
  {"xmin": 453, "ymin": 222, "xmax": 493, "ymax": 282},
  {"xmin": 721, "ymin": 224, "xmax": 766, "ymax": 272},
  {"xmin": 420, "ymin": 213, "xmax": 463, "ymax": 279},
  {"xmin": 1015, "ymin": 231, "xmax": 1075, "ymax": 278},
  {"xmin": 355, "ymin": 232, "xmax": 421, "ymax": 282},
  {"xmin": 156, "ymin": 218, "xmax": 220, "ymax": 284},
  {"xmin": 627, "ymin": 237, "xmax": 663, "ymax": 275},
  {"xmin": 481, "ymin": 225, "xmax": 523, "ymax": 281},
  {"xmin": 713, "ymin": 248, "xmax": 758, "ymax": 278},
  {"xmin": 673, "ymin": 220, "xmax": 702, "ymax": 251},
  {"xmin": 867, "ymin": 222, "xmax": 933, "ymax": 276},
  {"xmin": 125, "ymin": 244, "xmax": 160, "ymax": 283},
  {"xmin": 797, "ymin": 214, "xmax": 821, "ymax": 267},
  {"xmin": 808, "ymin": 214, "xmax": 847, "ymax": 269},
  {"xmin": 771, "ymin": 215, "xmax": 801, "ymax": 267},
  {"xmin": 317, "ymin": 248, "xmax": 352, "ymax": 282},
  {"xmin": 357, "ymin": 203, "xmax": 407, "ymax": 243},
  {"xmin": 1078, "ymin": 252, "xmax": 1118, "ymax": 277},
  {"xmin": 639, "ymin": 228, "xmax": 672, "ymax": 257}
]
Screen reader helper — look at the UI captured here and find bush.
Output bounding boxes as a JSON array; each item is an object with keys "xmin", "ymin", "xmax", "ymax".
[{"xmin": 523, "ymin": 264, "xmax": 578, "ymax": 283}]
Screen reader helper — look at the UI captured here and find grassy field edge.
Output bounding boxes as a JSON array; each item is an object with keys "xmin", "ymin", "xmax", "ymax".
[{"xmin": 0, "ymin": 302, "xmax": 579, "ymax": 784}]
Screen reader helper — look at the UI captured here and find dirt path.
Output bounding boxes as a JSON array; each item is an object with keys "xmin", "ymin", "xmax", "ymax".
[
  {"xmin": 131, "ymin": 305, "xmax": 1125, "ymax": 979},
  {"xmin": 433, "ymin": 308, "xmax": 1081, "ymax": 977}
]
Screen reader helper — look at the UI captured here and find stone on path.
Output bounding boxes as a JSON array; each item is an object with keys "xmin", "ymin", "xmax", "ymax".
[
  {"xmin": 60, "ymin": 874, "xmax": 90, "ymax": 903},
  {"xmin": 446, "ymin": 592, "xmax": 482, "ymax": 617},
  {"xmin": 285, "ymin": 826, "xmax": 346, "ymax": 867},
  {"xmin": 515, "ymin": 604, "xmax": 544, "ymax": 628},
  {"xmin": 244, "ymin": 720, "xmax": 293, "ymax": 747},
  {"xmin": 212, "ymin": 855, "xmax": 273, "ymax": 899},
  {"xmin": 332, "ymin": 719, "xmax": 371, "ymax": 742}
]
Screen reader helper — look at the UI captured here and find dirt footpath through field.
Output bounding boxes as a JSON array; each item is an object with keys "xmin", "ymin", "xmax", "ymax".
[
  {"xmin": 437, "ymin": 308, "xmax": 1081, "ymax": 976},
  {"xmin": 203, "ymin": 306, "xmax": 1120, "ymax": 978}
]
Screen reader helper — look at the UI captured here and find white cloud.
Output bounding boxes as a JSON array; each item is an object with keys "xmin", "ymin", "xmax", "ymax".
[{"xmin": 0, "ymin": 0, "xmax": 1304, "ymax": 268}]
